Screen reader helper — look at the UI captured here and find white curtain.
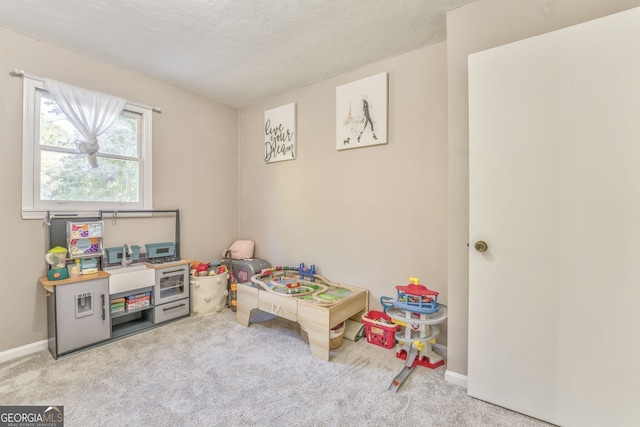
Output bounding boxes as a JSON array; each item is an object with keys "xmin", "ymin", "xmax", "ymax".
[{"xmin": 44, "ymin": 79, "xmax": 126, "ymax": 168}]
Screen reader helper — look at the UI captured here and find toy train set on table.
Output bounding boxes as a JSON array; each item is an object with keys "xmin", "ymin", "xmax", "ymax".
[
  {"xmin": 236, "ymin": 262, "xmax": 369, "ymax": 362},
  {"xmin": 376, "ymin": 277, "xmax": 448, "ymax": 393},
  {"xmin": 250, "ymin": 263, "xmax": 355, "ymax": 304}
]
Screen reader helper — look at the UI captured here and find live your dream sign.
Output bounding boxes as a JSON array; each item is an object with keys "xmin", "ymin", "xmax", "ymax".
[{"xmin": 264, "ymin": 102, "xmax": 296, "ymax": 163}]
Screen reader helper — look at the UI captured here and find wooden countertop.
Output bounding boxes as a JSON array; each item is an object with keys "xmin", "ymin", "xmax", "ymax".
[
  {"xmin": 39, "ymin": 270, "xmax": 110, "ymax": 288},
  {"xmin": 39, "ymin": 259, "xmax": 189, "ymax": 288}
]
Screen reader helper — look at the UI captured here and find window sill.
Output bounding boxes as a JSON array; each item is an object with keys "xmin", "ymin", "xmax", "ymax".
[{"xmin": 21, "ymin": 210, "xmax": 154, "ymax": 220}]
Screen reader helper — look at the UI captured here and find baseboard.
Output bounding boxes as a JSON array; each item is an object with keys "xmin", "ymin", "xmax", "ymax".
[
  {"xmin": 444, "ymin": 369, "xmax": 468, "ymax": 389},
  {"xmin": 0, "ymin": 340, "xmax": 48, "ymax": 364}
]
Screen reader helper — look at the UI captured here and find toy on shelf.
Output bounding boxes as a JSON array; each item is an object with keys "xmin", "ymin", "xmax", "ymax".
[
  {"xmin": 380, "ymin": 277, "xmax": 448, "ymax": 393},
  {"xmin": 45, "ymin": 246, "xmax": 69, "ymax": 281},
  {"xmin": 66, "ymin": 221, "xmax": 103, "ymax": 258}
]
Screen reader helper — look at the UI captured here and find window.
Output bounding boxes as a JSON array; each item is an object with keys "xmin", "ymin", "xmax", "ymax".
[{"xmin": 21, "ymin": 77, "xmax": 153, "ymax": 218}]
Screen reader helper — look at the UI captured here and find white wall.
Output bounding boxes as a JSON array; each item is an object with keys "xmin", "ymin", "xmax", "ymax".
[{"xmin": 237, "ymin": 44, "xmax": 450, "ymax": 341}]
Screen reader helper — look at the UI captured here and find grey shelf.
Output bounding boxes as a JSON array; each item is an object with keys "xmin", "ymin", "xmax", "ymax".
[
  {"xmin": 111, "ymin": 304, "xmax": 153, "ymax": 319},
  {"xmin": 110, "ymin": 287, "xmax": 154, "ymax": 339},
  {"xmin": 111, "ymin": 318, "xmax": 153, "ymax": 339}
]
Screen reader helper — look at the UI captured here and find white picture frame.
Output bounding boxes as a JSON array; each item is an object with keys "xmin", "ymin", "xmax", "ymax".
[
  {"xmin": 336, "ymin": 72, "xmax": 388, "ymax": 150},
  {"xmin": 264, "ymin": 102, "xmax": 296, "ymax": 163}
]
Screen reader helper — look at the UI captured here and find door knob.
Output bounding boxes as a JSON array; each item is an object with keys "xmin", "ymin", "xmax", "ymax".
[{"xmin": 474, "ymin": 241, "xmax": 488, "ymax": 253}]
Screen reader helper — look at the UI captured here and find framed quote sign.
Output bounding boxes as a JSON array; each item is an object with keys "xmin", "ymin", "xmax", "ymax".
[{"xmin": 264, "ymin": 102, "xmax": 296, "ymax": 163}]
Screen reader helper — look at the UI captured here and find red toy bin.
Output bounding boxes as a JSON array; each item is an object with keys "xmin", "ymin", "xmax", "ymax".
[{"xmin": 362, "ymin": 310, "xmax": 399, "ymax": 349}]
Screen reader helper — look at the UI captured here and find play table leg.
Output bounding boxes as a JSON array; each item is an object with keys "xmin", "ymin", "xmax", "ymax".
[
  {"xmin": 236, "ymin": 283, "xmax": 259, "ymax": 327},
  {"xmin": 298, "ymin": 304, "xmax": 331, "ymax": 362}
]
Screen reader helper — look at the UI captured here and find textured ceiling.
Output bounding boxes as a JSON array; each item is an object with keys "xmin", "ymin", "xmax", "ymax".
[{"xmin": 0, "ymin": 0, "xmax": 476, "ymax": 107}]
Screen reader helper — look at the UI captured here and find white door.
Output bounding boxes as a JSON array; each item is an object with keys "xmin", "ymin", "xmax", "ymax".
[{"xmin": 468, "ymin": 8, "xmax": 640, "ymax": 427}]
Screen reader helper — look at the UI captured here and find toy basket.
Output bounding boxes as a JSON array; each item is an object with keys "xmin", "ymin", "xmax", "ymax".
[
  {"xmin": 300, "ymin": 322, "xmax": 345, "ymax": 350},
  {"xmin": 362, "ymin": 310, "xmax": 399, "ymax": 349}
]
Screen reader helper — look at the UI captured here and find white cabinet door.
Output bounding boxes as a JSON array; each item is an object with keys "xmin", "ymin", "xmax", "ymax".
[{"xmin": 468, "ymin": 7, "xmax": 640, "ymax": 426}]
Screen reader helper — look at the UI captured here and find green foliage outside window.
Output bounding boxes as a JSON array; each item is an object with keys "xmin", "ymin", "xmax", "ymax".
[{"xmin": 39, "ymin": 97, "xmax": 140, "ymax": 203}]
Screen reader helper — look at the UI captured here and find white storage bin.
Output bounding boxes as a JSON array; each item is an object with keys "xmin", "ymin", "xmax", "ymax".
[{"xmin": 190, "ymin": 271, "xmax": 229, "ymax": 315}]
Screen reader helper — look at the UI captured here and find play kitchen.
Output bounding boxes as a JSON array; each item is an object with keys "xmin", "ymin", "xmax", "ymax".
[{"xmin": 39, "ymin": 211, "xmax": 189, "ymax": 359}]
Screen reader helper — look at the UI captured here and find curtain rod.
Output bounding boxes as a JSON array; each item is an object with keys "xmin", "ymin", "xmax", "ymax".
[{"xmin": 10, "ymin": 68, "xmax": 162, "ymax": 114}]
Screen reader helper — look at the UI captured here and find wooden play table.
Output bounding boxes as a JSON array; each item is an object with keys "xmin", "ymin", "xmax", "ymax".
[{"xmin": 236, "ymin": 267, "xmax": 368, "ymax": 361}]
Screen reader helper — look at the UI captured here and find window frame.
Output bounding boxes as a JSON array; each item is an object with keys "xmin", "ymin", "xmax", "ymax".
[{"xmin": 21, "ymin": 77, "xmax": 153, "ymax": 219}]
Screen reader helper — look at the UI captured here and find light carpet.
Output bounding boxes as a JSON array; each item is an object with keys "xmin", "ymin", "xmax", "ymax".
[{"xmin": 0, "ymin": 309, "xmax": 552, "ymax": 426}]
